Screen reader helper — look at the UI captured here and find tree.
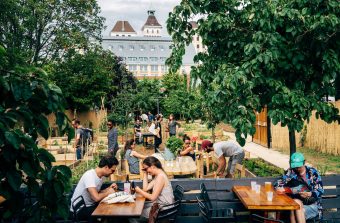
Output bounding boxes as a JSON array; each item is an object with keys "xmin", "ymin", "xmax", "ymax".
[
  {"xmin": 49, "ymin": 47, "xmax": 137, "ymax": 112},
  {"xmin": 0, "ymin": 0, "xmax": 104, "ymax": 66},
  {"xmin": 133, "ymin": 78, "xmax": 162, "ymax": 114},
  {"xmin": 167, "ymin": 0, "xmax": 340, "ymax": 154},
  {"xmin": 0, "ymin": 46, "xmax": 73, "ymax": 222}
]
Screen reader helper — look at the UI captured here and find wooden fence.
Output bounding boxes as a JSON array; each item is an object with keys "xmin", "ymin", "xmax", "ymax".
[{"xmin": 271, "ymin": 101, "xmax": 340, "ymax": 155}]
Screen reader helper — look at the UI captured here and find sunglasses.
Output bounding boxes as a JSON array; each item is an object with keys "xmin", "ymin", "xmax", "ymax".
[
  {"xmin": 107, "ymin": 124, "xmax": 112, "ymax": 126},
  {"xmin": 185, "ymin": 142, "xmax": 191, "ymax": 145}
]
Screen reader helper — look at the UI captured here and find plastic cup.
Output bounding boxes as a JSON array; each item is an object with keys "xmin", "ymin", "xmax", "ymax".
[
  {"xmin": 267, "ymin": 191, "xmax": 273, "ymax": 201},
  {"xmin": 124, "ymin": 183, "xmax": 131, "ymax": 194},
  {"xmin": 255, "ymin": 184, "xmax": 261, "ymax": 194},
  {"xmin": 265, "ymin": 182, "xmax": 272, "ymax": 191},
  {"xmin": 251, "ymin": 181, "xmax": 257, "ymax": 191}
]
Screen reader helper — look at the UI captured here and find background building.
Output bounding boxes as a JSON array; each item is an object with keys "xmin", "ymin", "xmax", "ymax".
[{"xmin": 102, "ymin": 10, "xmax": 196, "ymax": 79}]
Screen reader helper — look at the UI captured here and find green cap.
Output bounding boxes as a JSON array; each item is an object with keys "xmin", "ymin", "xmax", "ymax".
[{"xmin": 290, "ymin": 152, "xmax": 305, "ymax": 168}]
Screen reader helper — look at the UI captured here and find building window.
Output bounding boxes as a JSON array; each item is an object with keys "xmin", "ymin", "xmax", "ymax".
[
  {"xmin": 118, "ymin": 45, "xmax": 124, "ymax": 51},
  {"xmin": 150, "ymin": 57, "xmax": 158, "ymax": 62},
  {"xmin": 151, "ymin": 65, "xmax": 158, "ymax": 72},
  {"xmin": 192, "ymin": 36, "xmax": 195, "ymax": 41},
  {"xmin": 140, "ymin": 45, "xmax": 145, "ymax": 51},
  {"xmin": 129, "ymin": 45, "xmax": 134, "ymax": 51},
  {"xmin": 128, "ymin": 65, "xmax": 137, "ymax": 71},
  {"xmin": 159, "ymin": 45, "xmax": 164, "ymax": 51},
  {"xmin": 197, "ymin": 44, "xmax": 200, "ymax": 49},
  {"xmin": 140, "ymin": 65, "xmax": 148, "ymax": 72},
  {"xmin": 150, "ymin": 45, "xmax": 155, "ymax": 51},
  {"xmin": 128, "ymin": 57, "xmax": 137, "ymax": 62},
  {"xmin": 160, "ymin": 57, "xmax": 167, "ymax": 62},
  {"xmin": 197, "ymin": 36, "xmax": 199, "ymax": 41}
]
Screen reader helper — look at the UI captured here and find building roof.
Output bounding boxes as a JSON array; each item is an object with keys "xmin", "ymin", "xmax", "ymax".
[
  {"xmin": 111, "ymin": 21, "xmax": 136, "ymax": 33},
  {"xmin": 142, "ymin": 10, "xmax": 162, "ymax": 29},
  {"xmin": 102, "ymin": 36, "xmax": 196, "ymax": 65}
]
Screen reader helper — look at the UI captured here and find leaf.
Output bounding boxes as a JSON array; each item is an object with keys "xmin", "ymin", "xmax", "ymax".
[
  {"xmin": 54, "ymin": 165, "xmax": 72, "ymax": 179},
  {"xmin": 7, "ymin": 170, "xmax": 22, "ymax": 190},
  {"xmin": 5, "ymin": 131, "xmax": 20, "ymax": 149},
  {"xmin": 37, "ymin": 114, "xmax": 49, "ymax": 139}
]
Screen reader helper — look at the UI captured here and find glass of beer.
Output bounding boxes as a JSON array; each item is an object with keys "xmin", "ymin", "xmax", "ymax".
[{"xmin": 265, "ymin": 182, "xmax": 272, "ymax": 191}]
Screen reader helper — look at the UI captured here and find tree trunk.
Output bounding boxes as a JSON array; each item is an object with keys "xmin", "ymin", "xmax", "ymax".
[
  {"xmin": 288, "ymin": 129, "xmax": 296, "ymax": 155},
  {"xmin": 212, "ymin": 127, "xmax": 216, "ymax": 143}
]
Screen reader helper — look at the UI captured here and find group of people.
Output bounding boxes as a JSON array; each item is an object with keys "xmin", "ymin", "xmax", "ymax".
[
  {"xmin": 70, "ymin": 155, "xmax": 174, "ymax": 222},
  {"xmin": 73, "ymin": 116, "xmax": 323, "ymax": 223}
]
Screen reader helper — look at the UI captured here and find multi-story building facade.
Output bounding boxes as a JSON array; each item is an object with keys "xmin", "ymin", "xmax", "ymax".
[{"xmin": 102, "ymin": 10, "xmax": 196, "ymax": 79}]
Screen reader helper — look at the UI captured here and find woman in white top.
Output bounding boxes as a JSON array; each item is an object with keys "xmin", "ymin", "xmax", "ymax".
[{"xmin": 135, "ymin": 156, "xmax": 174, "ymax": 218}]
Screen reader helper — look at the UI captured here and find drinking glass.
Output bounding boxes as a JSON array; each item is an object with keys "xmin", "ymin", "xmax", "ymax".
[
  {"xmin": 255, "ymin": 184, "xmax": 261, "ymax": 194},
  {"xmin": 267, "ymin": 191, "xmax": 273, "ymax": 201},
  {"xmin": 265, "ymin": 182, "xmax": 272, "ymax": 191},
  {"xmin": 251, "ymin": 181, "xmax": 257, "ymax": 191}
]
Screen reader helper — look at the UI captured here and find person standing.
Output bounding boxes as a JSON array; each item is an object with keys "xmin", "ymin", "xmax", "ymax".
[
  {"xmin": 148, "ymin": 111, "xmax": 154, "ymax": 123},
  {"xmin": 275, "ymin": 152, "xmax": 323, "ymax": 223},
  {"xmin": 107, "ymin": 120, "xmax": 119, "ymax": 156},
  {"xmin": 72, "ymin": 119, "xmax": 84, "ymax": 160},
  {"xmin": 134, "ymin": 119, "xmax": 142, "ymax": 144},
  {"xmin": 70, "ymin": 156, "xmax": 119, "ymax": 222},
  {"xmin": 167, "ymin": 114, "xmax": 180, "ymax": 137},
  {"xmin": 154, "ymin": 115, "xmax": 162, "ymax": 153},
  {"xmin": 201, "ymin": 140, "xmax": 245, "ymax": 178}
]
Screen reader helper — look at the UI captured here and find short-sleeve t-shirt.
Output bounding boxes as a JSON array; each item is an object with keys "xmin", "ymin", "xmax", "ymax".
[
  {"xmin": 134, "ymin": 124, "xmax": 141, "ymax": 132},
  {"xmin": 75, "ymin": 128, "xmax": 84, "ymax": 148},
  {"xmin": 70, "ymin": 169, "xmax": 103, "ymax": 211},
  {"xmin": 213, "ymin": 141, "xmax": 243, "ymax": 158}
]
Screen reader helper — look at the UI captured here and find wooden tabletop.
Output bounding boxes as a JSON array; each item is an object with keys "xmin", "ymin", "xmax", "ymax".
[
  {"xmin": 232, "ymin": 186, "xmax": 300, "ymax": 211},
  {"xmin": 163, "ymin": 156, "xmax": 197, "ymax": 175},
  {"xmin": 0, "ymin": 196, "xmax": 5, "ymax": 205},
  {"xmin": 92, "ymin": 197, "xmax": 145, "ymax": 217}
]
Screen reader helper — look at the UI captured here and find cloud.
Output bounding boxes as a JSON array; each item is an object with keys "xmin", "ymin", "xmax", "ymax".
[{"xmin": 97, "ymin": 0, "xmax": 181, "ymax": 36}]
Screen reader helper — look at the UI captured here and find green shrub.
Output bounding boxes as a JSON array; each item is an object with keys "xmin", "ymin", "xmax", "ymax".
[
  {"xmin": 166, "ymin": 136, "xmax": 184, "ymax": 155},
  {"xmin": 244, "ymin": 159, "xmax": 284, "ymax": 177}
]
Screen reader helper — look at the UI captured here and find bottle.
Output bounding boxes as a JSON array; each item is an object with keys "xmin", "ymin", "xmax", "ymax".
[
  {"xmin": 124, "ymin": 175, "xmax": 131, "ymax": 194},
  {"xmin": 130, "ymin": 181, "xmax": 135, "ymax": 195}
]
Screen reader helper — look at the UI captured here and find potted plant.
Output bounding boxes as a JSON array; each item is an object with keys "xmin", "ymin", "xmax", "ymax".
[{"xmin": 164, "ymin": 136, "xmax": 184, "ymax": 160}]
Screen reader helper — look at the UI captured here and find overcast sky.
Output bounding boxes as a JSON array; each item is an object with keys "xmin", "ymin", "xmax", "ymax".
[{"xmin": 97, "ymin": 0, "xmax": 181, "ymax": 36}]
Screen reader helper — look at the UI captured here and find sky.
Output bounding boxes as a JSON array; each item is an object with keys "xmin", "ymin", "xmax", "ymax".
[{"xmin": 97, "ymin": 0, "xmax": 181, "ymax": 36}]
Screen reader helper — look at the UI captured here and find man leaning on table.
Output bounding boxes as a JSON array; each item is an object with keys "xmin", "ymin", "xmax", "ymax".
[
  {"xmin": 275, "ymin": 152, "xmax": 323, "ymax": 223},
  {"xmin": 201, "ymin": 140, "xmax": 245, "ymax": 178},
  {"xmin": 70, "ymin": 156, "xmax": 119, "ymax": 222}
]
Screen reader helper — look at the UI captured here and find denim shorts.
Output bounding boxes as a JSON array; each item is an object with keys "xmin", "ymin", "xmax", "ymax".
[{"xmin": 304, "ymin": 203, "xmax": 319, "ymax": 220}]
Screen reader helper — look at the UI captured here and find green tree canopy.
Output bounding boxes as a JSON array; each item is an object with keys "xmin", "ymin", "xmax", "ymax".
[
  {"xmin": 167, "ymin": 0, "xmax": 340, "ymax": 151},
  {"xmin": 0, "ymin": 0, "xmax": 104, "ymax": 66}
]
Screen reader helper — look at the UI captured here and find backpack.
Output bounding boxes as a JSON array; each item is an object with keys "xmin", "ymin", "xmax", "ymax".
[{"xmin": 81, "ymin": 128, "xmax": 93, "ymax": 146}]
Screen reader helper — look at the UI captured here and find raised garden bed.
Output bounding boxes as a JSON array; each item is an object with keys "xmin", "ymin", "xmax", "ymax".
[{"xmin": 244, "ymin": 158, "xmax": 284, "ymax": 177}]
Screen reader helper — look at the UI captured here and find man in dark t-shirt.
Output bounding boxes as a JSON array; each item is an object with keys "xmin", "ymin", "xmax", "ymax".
[
  {"xmin": 134, "ymin": 119, "xmax": 142, "ymax": 144},
  {"xmin": 72, "ymin": 119, "xmax": 84, "ymax": 160}
]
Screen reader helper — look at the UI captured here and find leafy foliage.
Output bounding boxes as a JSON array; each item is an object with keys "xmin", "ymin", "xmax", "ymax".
[
  {"xmin": 0, "ymin": 0, "xmax": 104, "ymax": 66},
  {"xmin": 244, "ymin": 159, "xmax": 284, "ymax": 177},
  {"xmin": 167, "ymin": 0, "xmax": 340, "ymax": 148},
  {"xmin": 166, "ymin": 136, "xmax": 184, "ymax": 155},
  {"xmin": 0, "ymin": 47, "xmax": 73, "ymax": 222},
  {"xmin": 133, "ymin": 78, "xmax": 162, "ymax": 114}
]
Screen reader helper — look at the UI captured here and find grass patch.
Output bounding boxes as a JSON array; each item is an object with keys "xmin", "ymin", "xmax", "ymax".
[{"xmin": 273, "ymin": 146, "xmax": 340, "ymax": 174}]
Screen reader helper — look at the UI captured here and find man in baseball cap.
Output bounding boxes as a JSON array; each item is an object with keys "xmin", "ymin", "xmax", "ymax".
[
  {"xmin": 201, "ymin": 140, "xmax": 245, "ymax": 178},
  {"xmin": 275, "ymin": 152, "xmax": 323, "ymax": 222}
]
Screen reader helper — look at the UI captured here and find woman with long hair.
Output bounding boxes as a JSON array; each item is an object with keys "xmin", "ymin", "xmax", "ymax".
[
  {"xmin": 167, "ymin": 114, "xmax": 180, "ymax": 137},
  {"xmin": 124, "ymin": 139, "xmax": 147, "ymax": 174},
  {"xmin": 135, "ymin": 156, "xmax": 174, "ymax": 218}
]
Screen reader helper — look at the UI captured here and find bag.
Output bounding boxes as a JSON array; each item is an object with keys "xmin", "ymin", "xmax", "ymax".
[
  {"xmin": 148, "ymin": 202, "xmax": 160, "ymax": 223},
  {"xmin": 81, "ymin": 128, "xmax": 93, "ymax": 146}
]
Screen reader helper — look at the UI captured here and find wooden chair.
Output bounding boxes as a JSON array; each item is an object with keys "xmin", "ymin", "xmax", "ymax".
[
  {"xmin": 124, "ymin": 159, "xmax": 143, "ymax": 180},
  {"xmin": 250, "ymin": 214, "xmax": 284, "ymax": 223}
]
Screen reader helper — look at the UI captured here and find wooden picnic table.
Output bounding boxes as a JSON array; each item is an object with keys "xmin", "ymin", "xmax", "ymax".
[
  {"xmin": 91, "ymin": 196, "xmax": 145, "ymax": 218},
  {"xmin": 232, "ymin": 185, "xmax": 300, "ymax": 211}
]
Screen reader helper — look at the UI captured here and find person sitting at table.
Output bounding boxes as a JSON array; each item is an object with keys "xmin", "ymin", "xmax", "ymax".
[
  {"xmin": 275, "ymin": 152, "xmax": 323, "ymax": 223},
  {"xmin": 124, "ymin": 139, "xmax": 147, "ymax": 174},
  {"xmin": 201, "ymin": 140, "xmax": 245, "ymax": 178},
  {"xmin": 134, "ymin": 119, "xmax": 143, "ymax": 144},
  {"xmin": 179, "ymin": 134, "xmax": 195, "ymax": 161},
  {"xmin": 70, "ymin": 155, "xmax": 119, "ymax": 222},
  {"xmin": 135, "ymin": 156, "xmax": 174, "ymax": 219}
]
